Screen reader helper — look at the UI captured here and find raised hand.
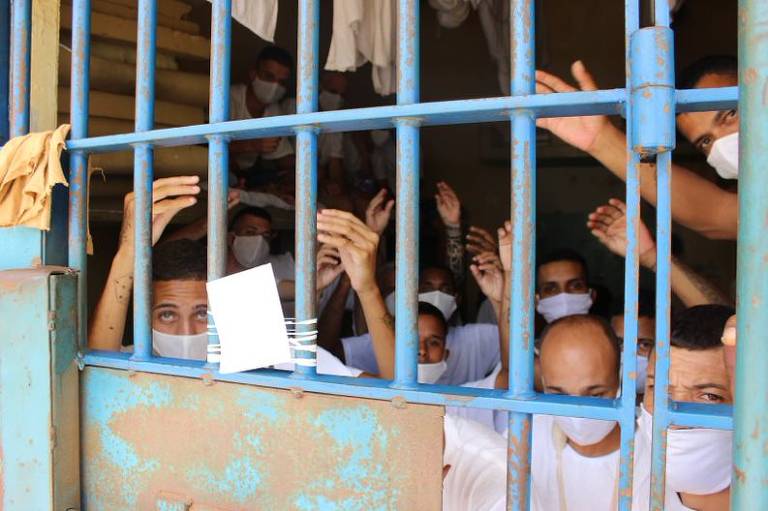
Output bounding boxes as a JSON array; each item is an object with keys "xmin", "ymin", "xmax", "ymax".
[
  {"xmin": 466, "ymin": 225, "xmax": 498, "ymax": 256},
  {"xmin": 317, "ymin": 244, "xmax": 345, "ymax": 292},
  {"xmin": 497, "ymin": 220, "xmax": 512, "ymax": 273},
  {"xmin": 535, "ymin": 61, "xmax": 612, "ymax": 154},
  {"xmin": 365, "ymin": 189, "xmax": 395, "ymax": 235},
  {"xmin": 435, "ymin": 181, "xmax": 461, "ymax": 227},
  {"xmin": 470, "ymin": 251, "xmax": 504, "ymax": 303},
  {"xmin": 587, "ymin": 198, "xmax": 656, "ymax": 268},
  {"xmin": 317, "ymin": 210, "xmax": 380, "ymax": 295},
  {"xmin": 119, "ymin": 176, "xmax": 201, "ymax": 255}
]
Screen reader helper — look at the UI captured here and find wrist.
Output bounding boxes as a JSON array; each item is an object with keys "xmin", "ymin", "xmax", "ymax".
[
  {"xmin": 640, "ymin": 248, "xmax": 658, "ymax": 270},
  {"xmin": 590, "ymin": 123, "xmax": 624, "ymax": 161},
  {"xmin": 357, "ymin": 285, "xmax": 382, "ymax": 302},
  {"xmin": 444, "ymin": 221, "xmax": 461, "ymax": 231}
]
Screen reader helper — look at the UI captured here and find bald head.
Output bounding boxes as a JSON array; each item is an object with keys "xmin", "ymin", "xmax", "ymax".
[{"xmin": 539, "ymin": 315, "xmax": 620, "ymax": 398}]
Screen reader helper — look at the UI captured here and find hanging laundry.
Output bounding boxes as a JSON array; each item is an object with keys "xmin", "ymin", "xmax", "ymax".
[
  {"xmin": 0, "ymin": 125, "xmax": 70, "ymax": 230},
  {"xmin": 325, "ymin": 0, "xmax": 398, "ymax": 96},
  {"xmin": 476, "ymin": 0, "xmax": 510, "ymax": 95},
  {"xmin": 207, "ymin": 0, "xmax": 278, "ymax": 43},
  {"xmin": 428, "ymin": 0, "xmax": 471, "ymax": 29}
]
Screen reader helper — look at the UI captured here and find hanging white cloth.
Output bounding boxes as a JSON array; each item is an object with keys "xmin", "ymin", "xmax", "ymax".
[
  {"xmin": 428, "ymin": 0, "xmax": 472, "ymax": 29},
  {"xmin": 325, "ymin": 0, "xmax": 398, "ymax": 96},
  {"xmin": 475, "ymin": 0, "xmax": 510, "ymax": 95},
  {"xmin": 207, "ymin": 0, "xmax": 278, "ymax": 43}
]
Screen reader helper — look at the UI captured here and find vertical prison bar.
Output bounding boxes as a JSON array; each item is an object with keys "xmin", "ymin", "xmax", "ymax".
[
  {"xmin": 131, "ymin": 0, "xmax": 158, "ymax": 360},
  {"xmin": 0, "ymin": 0, "xmax": 10, "ymax": 143},
  {"xmin": 393, "ymin": 0, "xmax": 421, "ymax": 388},
  {"xmin": 733, "ymin": 0, "xmax": 768, "ymax": 507},
  {"xmin": 68, "ymin": 0, "xmax": 91, "ymax": 351},
  {"xmin": 9, "ymin": 0, "xmax": 31, "ymax": 137},
  {"xmin": 206, "ymin": 0, "xmax": 232, "ymax": 360},
  {"xmin": 507, "ymin": 0, "xmax": 536, "ymax": 508},
  {"xmin": 617, "ymin": 0, "xmax": 641, "ymax": 505},
  {"xmin": 292, "ymin": 0, "xmax": 320, "ymax": 375}
]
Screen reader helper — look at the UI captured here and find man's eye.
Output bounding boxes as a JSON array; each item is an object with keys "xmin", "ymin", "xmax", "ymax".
[
  {"xmin": 195, "ymin": 310, "xmax": 208, "ymax": 322},
  {"xmin": 158, "ymin": 311, "xmax": 176, "ymax": 322},
  {"xmin": 725, "ymin": 109, "xmax": 737, "ymax": 120},
  {"xmin": 698, "ymin": 136, "xmax": 713, "ymax": 152},
  {"xmin": 701, "ymin": 393, "xmax": 724, "ymax": 403}
]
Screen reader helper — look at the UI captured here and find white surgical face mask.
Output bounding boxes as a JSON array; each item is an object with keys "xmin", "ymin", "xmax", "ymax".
[
  {"xmin": 638, "ymin": 406, "xmax": 732, "ymax": 495},
  {"xmin": 152, "ymin": 330, "xmax": 208, "ymax": 361},
  {"xmin": 232, "ymin": 235, "xmax": 270, "ymax": 269},
  {"xmin": 251, "ymin": 75, "xmax": 286, "ymax": 105},
  {"xmin": 319, "ymin": 90, "xmax": 344, "ymax": 111},
  {"xmin": 418, "ymin": 360, "xmax": 448, "ymax": 384},
  {"xmin": 371, "ymin": 130, "xmax": 390, "ymax": 147},
  {"xmin": 706, "ymin": 131, "xmax": 739, "ymax": 180},
  {"xmin": 554, "ymin": 415, "xmax": 617, "ymax": 446},
  {"xmin": 636, "ymin": 355, "xmax": 649, "ymax": 394},
  {"xmin": 418, "ymin": 290, "xmax": 458, "ymax": 320},
  {"xmin": 536, "ymin": 292, "xmax": 593, "ymax": 323}
]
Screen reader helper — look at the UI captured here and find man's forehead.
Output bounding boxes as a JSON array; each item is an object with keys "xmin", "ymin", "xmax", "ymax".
[
  {"xmin": 259, "ymin": 59, "xmax": 290, "ymax": 79},
  {"xmin": 153, "ymin": 279, "xmax": 207, "ymax": 305},
  {"xmin": 234, "ymin": 214, "xmax": 270, "ymax": 231},
  {"xmin": 538, "ymin": 260, "xmax": 586, "ymax": 282},
  {"xmin": 650, "ymin": 346, "xmax": 728, "ymax": 382}
]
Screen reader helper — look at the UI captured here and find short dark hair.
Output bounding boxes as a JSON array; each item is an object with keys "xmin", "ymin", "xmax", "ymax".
[
  {"xmin": 540, "ymin": 314, "xmax": 621, "ymax": 367},
  {"xmin": 536, "ymin": 248, "xmax": 589, "ymax": 283},
  {"xmin": 419, "ymin": 264, "xmax": 456, "ymax": 286},
  {"xmin": 228, "ymin": 206, "xmax": 273, "ymax": 231},
  {"xmin": 255, "ymin": 45, "xmax": 293, "ymax": 71},
  {"xmin": 677, "ymin": 55, "xmax": 737, "ymax": 90},
  {"xmin": 418, "ymin": 301, "xmax": 448, "ymax": 339},
  {"xmin": 670, "ymin": 304, "xmax": 735, "ymax": 350},
  {"xmin": 152, "ymin": 239, "xmax": 207, "ymax": 282}
]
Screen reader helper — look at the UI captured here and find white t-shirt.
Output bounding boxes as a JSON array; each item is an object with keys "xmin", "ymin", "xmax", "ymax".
[
  {"xmin": 266, "ymin": 252, "xmax": 296, "ymax": 317},
  {"xmin": 476, "ymin": 298, "xmax": 498, "ymax": 325},
  {"xmin": 530, "ymin": 414, "xmax": 620, "ymax": 511},
  {"xmin": 229, "ymin": 84, "xmax": 294, "ymax": 169},
  {"xmin": 446, "ymin": 363, "xmax": 508, "ymax": 434},
  {"xmin": 273, "ymin": 346, "xmax": 363, "ymax": 377},
  {"xmin": 631, "ymin": 414, "xmax": 695, "ymax": 511},
  {"xmin": 443, "ymin": 415, "xmax": 507, "ymax": 511},
  {"xmin": 341, "ymin": 323, "xmax": 500, "ymax": 384}
]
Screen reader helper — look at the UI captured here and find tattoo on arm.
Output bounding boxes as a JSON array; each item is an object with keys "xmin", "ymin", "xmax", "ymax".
[
  {"xmin": 381, "ymin": 313, "xmax": 395, "ymax": 332},
  {"xmin": 112, "ymin": 274, "xmax": 134, "ymax": 305},
  {"xmin": 445, "ymin": 224, "xmax": 465, "ymax": 286}
]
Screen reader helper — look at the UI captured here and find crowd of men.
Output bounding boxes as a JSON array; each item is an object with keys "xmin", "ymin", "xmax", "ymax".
[{"xmin": 89, "ymin": 44, "xmax": 741, "ymax": 510}]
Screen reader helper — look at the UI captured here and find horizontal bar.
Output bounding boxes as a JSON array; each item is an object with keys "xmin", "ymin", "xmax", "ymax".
[
  {"xmin": 64, "ymin": 87, "xmax": 738, "ymax": 154},
  {"xmin": 669, "ymin": 402, "xmax": 733, "ymax": 430},
  {"xmin": 83, "ymin": 351, "xmax": 732, "ymax": 430}
]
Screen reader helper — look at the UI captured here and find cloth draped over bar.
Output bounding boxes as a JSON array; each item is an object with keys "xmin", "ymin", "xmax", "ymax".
[
  {"xmin": 0, "ymin": 125, "xmax": 70, "ymax": 230},
  {"xmin": 206, "ymin": 0, "xmax": 278, "ymax": 43},
  {"xmin": 325, "ymin": 0, "xmax": 398, "ymax": 96}
]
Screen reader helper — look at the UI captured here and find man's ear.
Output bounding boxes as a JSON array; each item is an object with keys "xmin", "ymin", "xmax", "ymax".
[
  {"xmin": 590, "ymin": 288, "xmax": 597, "ymax": 302},
  {"xmin": 248, "ymin": 68, "xmax": 257, "ymax": 82},
  {"xmin": 534, "ymin": 293, "xmax": 540, "ymax": 305},
  {"xmin": 227, "ymin": 231, "xmax": 236, "ymax": 248},
  {"xmin": 444, "ymin": 348, "xmax": 450, "ymax": 361}
]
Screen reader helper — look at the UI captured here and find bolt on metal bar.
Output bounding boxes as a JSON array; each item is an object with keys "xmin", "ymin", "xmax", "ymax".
[
  {"xmin": 131, "ymin": 0, "xmax": 158, "ymax": 361},
  {"xmin": 733, "ymin": 0, "xmax": 768, "ymax": 507},
  {"xmin": 205, "ymin": 0, "xmax": 232, "ymax": 363},
  {"xmin": 292, "ymin": 0, "xmax": 321, "ymax": 376},
  {"xmin": 393, "ymin": 0, "xmax": 421, "ymax": 388},
  {"xmin": 507, "ymin": 0, "xmax": 536, "ymax": 508},
  {"xmin": 9, "ymin": 0, "xmax": 31, "ymax": 137},
  {"xmin": 68, "ymin": 0, "xmax": 91, "ymax": 352}
]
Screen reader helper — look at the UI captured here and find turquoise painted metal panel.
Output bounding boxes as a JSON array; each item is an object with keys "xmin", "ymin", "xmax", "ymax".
[
  {"xmin": 0, "ymin": 267, "xmax": 80, "ymax": 510},
  {"xmin": 81, "ymin": 367, "xmax": 444, "ymax": 510}
]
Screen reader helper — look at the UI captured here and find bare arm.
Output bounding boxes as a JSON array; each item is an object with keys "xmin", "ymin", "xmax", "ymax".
[
  {"xmin": 436, "ymin": 182, "xmax": 465, "ymax": 285},
  {"xmin": 88, "ymin": 176, "xmax": 201, "ymax": 350},
  {"xmin": 317, "ymin": 274, "xmax": 353, "ymax": 362},
  {"xmin": 589, "ymin": 199, "xmax": 729, "ymax": 308},
  {"xmin": 495, "ymin": 222, "xmax": 513, "ymax": 389},
  {"xmin": 537, "ymin": 62, "xmax": 738, "ymax": 240}
]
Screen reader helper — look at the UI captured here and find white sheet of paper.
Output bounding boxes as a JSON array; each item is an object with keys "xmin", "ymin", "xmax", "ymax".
[{"xmin": 206, "ymin": 263, "xmax": 291, "ymax": 374}]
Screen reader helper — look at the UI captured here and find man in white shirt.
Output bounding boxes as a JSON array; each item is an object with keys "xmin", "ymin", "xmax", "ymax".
[
  {"xmin": 229, "ymin": 45, "xmax": 295, "ymax": 184},
  {"xmin": 632, "ymin": 305, "xmax": 734, "ymax": 511}
]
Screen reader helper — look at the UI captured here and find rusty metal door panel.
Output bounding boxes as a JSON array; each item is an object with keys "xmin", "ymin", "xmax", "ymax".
[{"xmin": 81, "ymin": 367, "xmax": 444, "ymax": 510}]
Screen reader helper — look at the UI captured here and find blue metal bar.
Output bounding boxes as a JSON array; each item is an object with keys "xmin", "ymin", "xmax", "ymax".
[
  {"xmin": 131, "ymin": 0, "xmax": 158, "ymax": 361},
  {"xmin": 68, "ymin": 0, "xmax": 91, "ymax": 352},
  {"xmin": 83, "ymin": 350, "xmax": 733, "ymax": 430},
  {"xmin": 733, "ymin": 0, "xmax": 768, "ymax": 507},
  {"xmin": 650, "ymin": 149, "xmax": 673, "ymax": 510},
  {"xmin": 0, "ymin": 0, "xmax": 9, "ymax": 144},
  {"xmin": 63, "ymin": 87, "xmax": 737, "ymax": 154},
  {"xmin": 205, "ymin": 0, "xmax": 232, "ymax": 363},
  {"xmin": 393, "ymin": 0, "xmax": 420, "ymax": 388},
  {"xmin": 507, "ymin": 0, "xmax": 536, "ymax": 508},
  {"xmin": 292, "ymin": 0, "xmax": 320, "ymax": 377},
  {"xmin": 9, "ymin": 0, "xmax": 31, "ymax": 137},
  {"xmin": 616, "ymin": 0, "xmax": 641, "ymax": 504}
]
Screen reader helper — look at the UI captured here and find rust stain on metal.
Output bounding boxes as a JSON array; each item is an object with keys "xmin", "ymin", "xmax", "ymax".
[
  {"xmin": 734, "ymin": 465, "xmax": 747, "ymax": 484},
  {"xmin": 289, "ymin": 387, "xmax": 304, "ymax": 399},
  {"xmin": 391, "ymin": 396, "xmax": 407, "ymax": 409},
  {"xmin": 201, "ymin": 373, "xmax": 214, "ymax": 386}
]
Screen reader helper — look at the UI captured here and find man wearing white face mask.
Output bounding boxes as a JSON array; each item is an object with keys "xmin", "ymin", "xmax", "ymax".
[
  {"xmin": 633, "ymin": 305, "xmax": 735, "ymax": 511},
  {"xmin": 535, "ymin": 249, "xmax": 595, "ymax": 324},
  {"xmin": 229, "ymin": 45, "xmax": 295, "ymax": 177},
  {"xmin": 536, "ymin": 56, "xmax": 741, "ymax": 239}
]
